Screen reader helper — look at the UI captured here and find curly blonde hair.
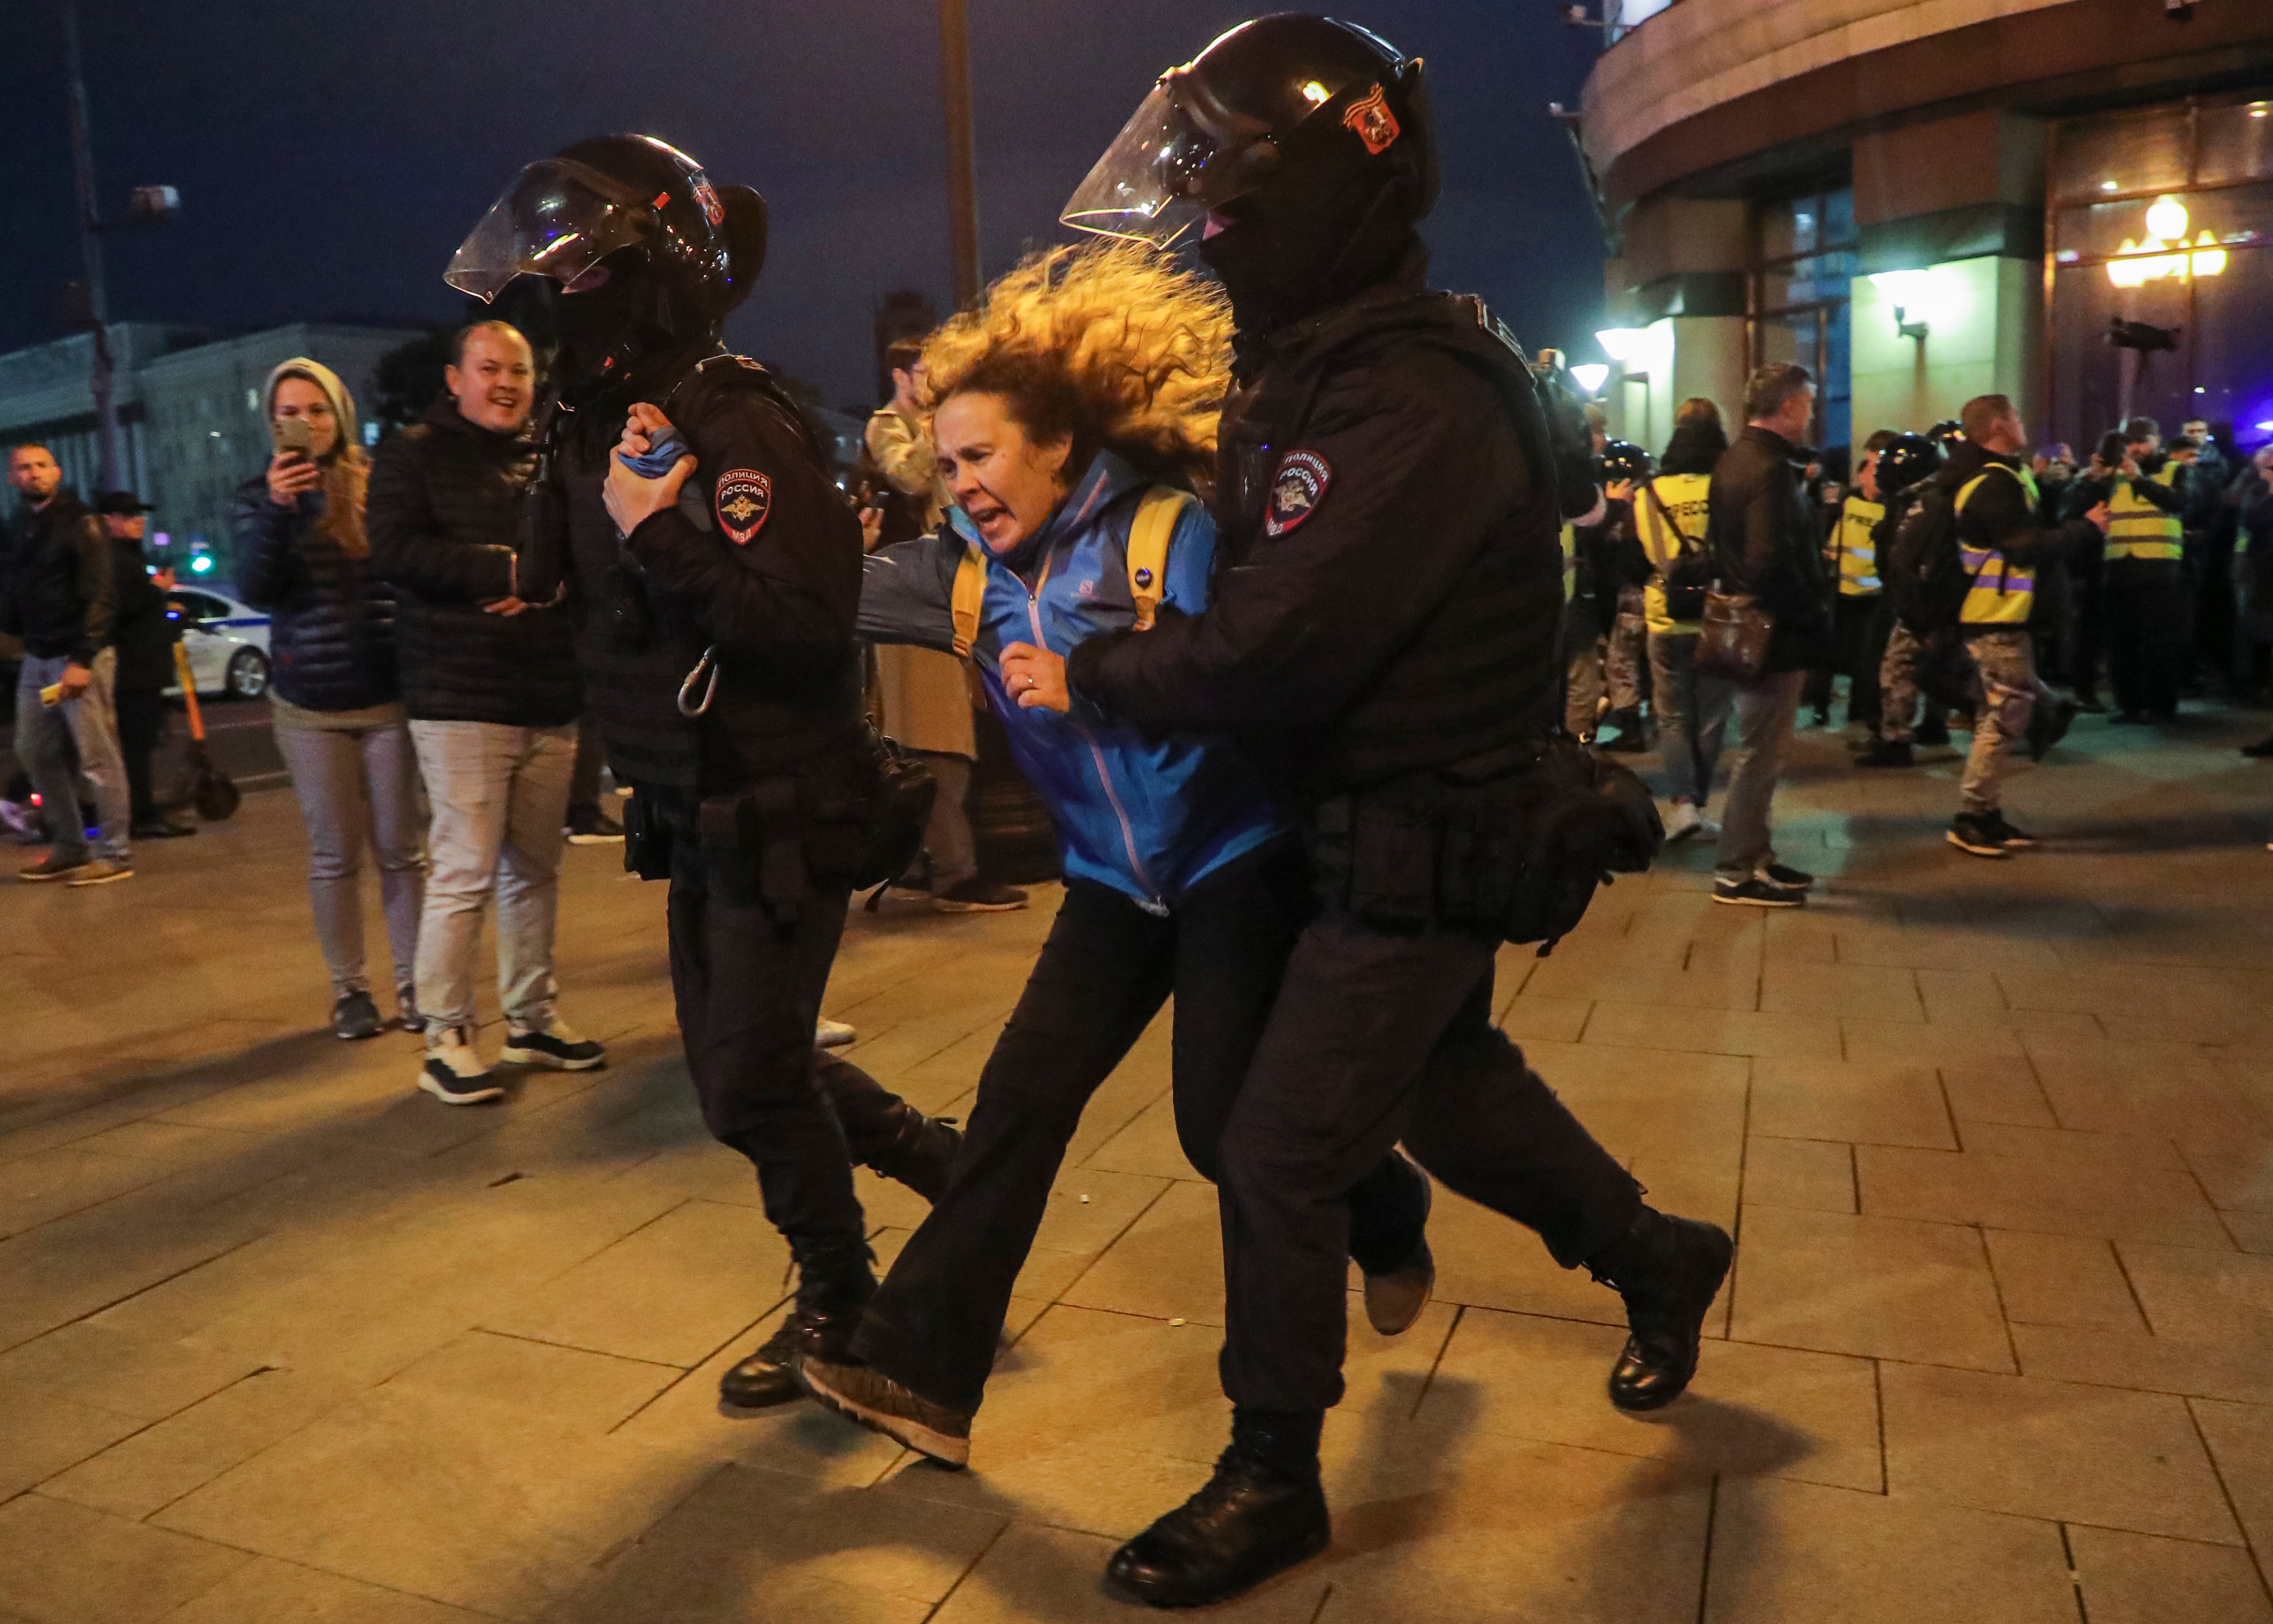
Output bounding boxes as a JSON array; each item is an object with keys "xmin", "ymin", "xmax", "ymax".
[{"xmin": 920, "ymin": 240, "xmax": 1231, "ymax": 490}]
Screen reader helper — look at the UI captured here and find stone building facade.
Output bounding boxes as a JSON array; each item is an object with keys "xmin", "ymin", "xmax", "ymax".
[{"xmin": 1582, "ymin": 0, "xmax": 2273, "ymax": 458}]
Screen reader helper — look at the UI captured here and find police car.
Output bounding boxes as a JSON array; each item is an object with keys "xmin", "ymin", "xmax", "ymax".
[{"xmin": 162, "ymin": 587, "xmax": 272, "ymax": 700}]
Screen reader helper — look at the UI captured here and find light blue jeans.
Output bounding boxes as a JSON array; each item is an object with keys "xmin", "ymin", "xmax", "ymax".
[
  {"xmin": 16, "ymin": 649, "xmax": 130, "ymax": 863},
  {"xmin": 1647, "ymin": 630, "xmax": 1733, "ymax": 807},
  {"xmin": 273, "ymin": 719, "xmax": 426, "ymax": 997},
  {"xmin": 408, "ymin": 719, "xmax": 577, "ymax": 1034}
]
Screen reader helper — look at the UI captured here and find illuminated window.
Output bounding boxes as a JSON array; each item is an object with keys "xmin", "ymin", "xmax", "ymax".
[{"xmin": 1750, "ymin": 186, "xmax": 1855, "ymax": 450}]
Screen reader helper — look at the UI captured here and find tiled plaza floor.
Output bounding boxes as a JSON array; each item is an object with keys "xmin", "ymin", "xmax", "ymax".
[{"xmin": 5, "ymin": 705, "xmax": 2273, "ymax": 1623}]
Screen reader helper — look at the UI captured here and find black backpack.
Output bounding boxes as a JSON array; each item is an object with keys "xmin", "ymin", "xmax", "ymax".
[{"xmin": 1886, "ymin": 475, "xmax": 1981, "ymax": 631}]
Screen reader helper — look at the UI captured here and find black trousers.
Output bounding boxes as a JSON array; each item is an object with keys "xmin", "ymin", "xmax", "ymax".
[
  {"xmin": 666, "ymin": 834, "xmax": 883, "ymax": 1251},
  {"xmin": 852, "ymin": 849, "xmax": 1429, "ymax": 1416},
  {"xmin": 2070, "ymin": 555, "xmax": 2106, "ymax": 698},
  {"xmin": 114, "ymin": 687, "xmax": 169, "ymax": 823},
  {"xmin": 568, "ymin": 713, "xmax": 608, "ymax": 820},
  {"xmin": 1218, "ymin": 911, "xmax": 1643, "ymax": 1414},
  {"xmin": 1805, "ymin": 594, "xmax": 1888, "ymax": 726},
  {"xmin": 2105, "ymin": 561, "xmax": 2190, "ymax": 718}
]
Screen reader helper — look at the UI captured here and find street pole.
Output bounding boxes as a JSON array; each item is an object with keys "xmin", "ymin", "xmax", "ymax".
[
  {"xmin": 60, "ymin": 0, "xmax": 122, "ymax": 493},
  {"xmin": 937, "ymin": 0, "xmax": 982, "ymax": 308}
]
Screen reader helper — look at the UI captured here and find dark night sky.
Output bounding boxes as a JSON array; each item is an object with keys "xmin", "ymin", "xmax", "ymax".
[{"xmin": 0, "ymin": 2, "xmax": 1611, "ymax": 411}]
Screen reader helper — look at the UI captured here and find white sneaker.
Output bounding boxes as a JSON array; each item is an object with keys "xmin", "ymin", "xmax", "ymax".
[
  {"xmin": 815, "ymin": 1018, "xmax": 858, "ymax": 1050},
  {"xmin": 1664, "ymin": 802, "xmax": 1718, "ymax": 842},
  {"xmin": 500, "ymin": 1019, "xmax": 606, "ymax": 1071},
  {"xmin": 419, "ymin": 1027, "xmax": 505, "ymax": 1105}
]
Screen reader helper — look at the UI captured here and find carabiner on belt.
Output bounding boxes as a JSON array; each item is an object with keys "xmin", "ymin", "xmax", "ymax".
[{"xmin": 677, "ymin": 645, "xmax": 722, "ymax": 717}]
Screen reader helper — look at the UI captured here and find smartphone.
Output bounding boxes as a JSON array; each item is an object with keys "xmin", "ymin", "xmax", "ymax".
[{"xmin": 272, "ymin": 416, "xmax": 315, "ymax": 458}]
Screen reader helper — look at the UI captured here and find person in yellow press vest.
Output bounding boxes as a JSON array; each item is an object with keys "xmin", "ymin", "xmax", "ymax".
[
  {"xmin": 2094, "ymin": 417, "xmax": 2189, "ymax": 723},
  {"xmin": 1807, "ymin": 428, "xmax": 1895, "ymax": 733},
  {"xmin": 1943, "ymin": 395, "xmax": 2110, "ymax": 859},
  {"xmin": 1623, "ymin": 397, "xmax": 1731, "ymax": 841}
]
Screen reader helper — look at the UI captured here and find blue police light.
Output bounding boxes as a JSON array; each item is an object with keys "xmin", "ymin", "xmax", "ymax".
[{"xmin": 189, "ymin": 555, "xmax": 214, "ymax": 574}]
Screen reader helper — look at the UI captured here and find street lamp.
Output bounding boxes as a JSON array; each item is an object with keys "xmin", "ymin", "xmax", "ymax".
[
  {"xmin": 60, "ymin": 0, "xmax": 181, "ymax": 493},
  {"xmin": 937, "ymin": 0, "xmax": 982, "ymax": 307}
]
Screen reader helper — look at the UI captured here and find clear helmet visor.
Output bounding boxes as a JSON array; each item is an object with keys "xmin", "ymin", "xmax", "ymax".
[
  {"xmin": 1060, "ymin": 79, "xmax": 1274, "ymax": 247},
  {"xmin": 445, "ymin": 159, "xmax": 653, "ymax": 302}
]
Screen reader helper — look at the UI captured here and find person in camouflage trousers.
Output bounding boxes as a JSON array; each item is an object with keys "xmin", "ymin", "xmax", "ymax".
[{"xmin": 1597, "ymin": 583, "xmax": 1650, "ymax": 751}]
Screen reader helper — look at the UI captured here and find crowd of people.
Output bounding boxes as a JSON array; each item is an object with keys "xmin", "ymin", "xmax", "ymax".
[
  {"xmin": 0, "ymin": 321, "xmax": 1022, "ymax": 1093},
  {"xmin": 1562, "ymin": 387, "xmax": 2273, "ymax": 888},
  {"xmin": 5, "ymin": 9, "xmax": 2271, "ymax": 1614}
]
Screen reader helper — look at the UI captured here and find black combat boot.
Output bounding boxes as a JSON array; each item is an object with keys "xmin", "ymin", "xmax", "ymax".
[
  {"xmin": 1108, "ymin": 1408, "xmax": 1330, "ymax": 1608},
  {"xmin": 817, "ymin": 1058, "xmax": 964, "ymax": 1203},
  {"xmin": 2027, "ymin": 695, "xmax": 2077, "ymax": 762},
  {"xmin": 867, "ymin": 1102, "xmax": 963, "ymax": 1203},
  {"xmin": 1586, "ymin": 1207, "xmax": 1734, "ymax": 1413},
  {"xmin": 719, "ymin": 1236, "xmax": 875, "ymax": 1410}
]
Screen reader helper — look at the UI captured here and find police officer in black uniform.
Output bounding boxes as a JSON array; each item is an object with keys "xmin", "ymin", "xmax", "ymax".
[
  {"xmin": 1008, "ymin": 20, "xmax": 1735, "ymax": 1606},
  {"xmin": 444, "ymin": 136, "xmax": 958, "ymax": 1409}
]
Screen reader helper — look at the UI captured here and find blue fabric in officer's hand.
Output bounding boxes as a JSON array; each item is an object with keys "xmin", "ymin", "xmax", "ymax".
[{"xmin": 617, "ymin": 427, "xmax": 692, "ymax": 479}]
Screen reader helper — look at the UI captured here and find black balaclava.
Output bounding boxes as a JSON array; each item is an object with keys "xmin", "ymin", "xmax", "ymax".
[{"xmin": 1198, "ymin": 158, "xmax": 1419, "ymax": 337}]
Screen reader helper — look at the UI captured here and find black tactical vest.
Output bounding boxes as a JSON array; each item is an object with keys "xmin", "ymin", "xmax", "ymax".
[
  {"xmin": 552, "ymin": 355, "xmax": 865, "ymax": 792},
  {"xmin": 1219, "ymin": 290, "xmax": 1570, "ymax": 790}
]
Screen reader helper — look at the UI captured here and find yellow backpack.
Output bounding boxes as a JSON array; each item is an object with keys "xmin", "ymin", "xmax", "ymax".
[{"xmin": 949, "ymin": 485, "xmax": 1194, "ymax": 659}]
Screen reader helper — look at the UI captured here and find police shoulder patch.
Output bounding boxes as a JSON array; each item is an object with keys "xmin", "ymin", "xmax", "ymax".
[
  {"xmin": 1264, "ymin": 450, "xmax": 1332, "ymax": 537},
  {"xmin": 715, "ymin": 469, "xmax": 773, "ymax": 546}
]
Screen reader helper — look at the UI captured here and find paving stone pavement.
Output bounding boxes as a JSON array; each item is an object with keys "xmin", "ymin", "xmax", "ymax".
[{"xmin": 4, "ymin": 708, "xmax": 2273, "ymax": 1623}]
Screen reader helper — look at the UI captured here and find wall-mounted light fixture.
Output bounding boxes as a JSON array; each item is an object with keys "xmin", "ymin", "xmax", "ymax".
[
  {"xmin": 1569, "ymin": 363, "xmax": 1611, "ymax": 396},
  {"xmin": 1869, "ymin": 270, "xmax": 1934, "ymax": 341},
  {"xmin": 1594, "ymin": 327, "xmax": 1648, "ymax": 364}
]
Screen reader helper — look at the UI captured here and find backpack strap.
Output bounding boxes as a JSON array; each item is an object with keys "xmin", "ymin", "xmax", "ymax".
[
  {"xmin": 1127, "ymin": 486, "xmax": 1194, "ymax": 632},
  {"xmin": 950, "ymin": 484, "xmax": 1193, "ymax": 657},
  {"xmin": 949, "ymin": 540, "xmax": 988, "ymax": 659},
  {"xmin": 1641, "ymin": 476, "xmax": 1698, "ymax": 555}
]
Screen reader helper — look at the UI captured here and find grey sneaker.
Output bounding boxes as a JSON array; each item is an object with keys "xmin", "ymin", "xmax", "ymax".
[
  {"xmin": 332, "ymin": 990, "xmax": 384, "ymax": 1041},
  {"xmin": 66, "ymin": 858, "xmax": 133, "ymax": 887},
  {"xmin": 931, "ymin": 877, "xmax": 1029, "ymax": 913},
  {"xmin": 798, "ymin": 1357, "xmax": 973, "ymax": 1467},
  {"xmin": 18, "ymin": 852, "xmax": 89, "ymax": 882}
]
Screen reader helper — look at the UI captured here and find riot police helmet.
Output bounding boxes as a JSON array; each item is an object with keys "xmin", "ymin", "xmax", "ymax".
[
  {"xmin": 446, "ymin": 135, "xmax": 766, "ymax": 397},
  {"xmin": 1063, "ymin": 16, "xmax": 1437, "ymax": 326},
  {"xmin": 1873, "ymin": 432, "xmax": 1940, "ymax": 496},
  {"xmin": 1599, "ymin": 440, "xmax": 1653, "ymax": 485}
]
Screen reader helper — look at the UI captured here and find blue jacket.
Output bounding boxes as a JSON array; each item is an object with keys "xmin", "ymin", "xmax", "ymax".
[{"xmin": 858, "ymin": 451, "xmax": 1286, "ymax": 913}]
